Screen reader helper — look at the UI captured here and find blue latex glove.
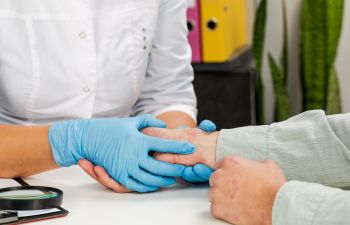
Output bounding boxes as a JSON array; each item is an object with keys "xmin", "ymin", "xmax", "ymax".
[
  {"xmin": 49, "ymin": 115, "xmax": 195, "ymax": 192},
  {"xmin": 181, "ymin": 120, "xmax": 216, "ymax": 183}
]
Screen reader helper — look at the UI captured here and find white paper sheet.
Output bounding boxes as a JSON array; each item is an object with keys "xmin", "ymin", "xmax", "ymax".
[
  {"xmin": 17, "ymin": 208, "xmax": 61, "ymax": 218},
  {"xmin": 0, "ymin": 179, "xmax": 19, "ymax": 188}
]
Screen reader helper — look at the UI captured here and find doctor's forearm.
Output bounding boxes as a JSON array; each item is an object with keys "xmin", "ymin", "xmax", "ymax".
[
  {"xmin": 0, "ymin": 125, "xmax": 59, "ymax": 178},
  {"xmin": 157, "ymin": 111, "xmax": 196, "ymax": 128}
]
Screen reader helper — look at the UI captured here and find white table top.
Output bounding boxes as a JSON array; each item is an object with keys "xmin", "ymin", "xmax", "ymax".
[{"xmin": 16, "ymin": 166, "xmax": 228, "ymax": 225}]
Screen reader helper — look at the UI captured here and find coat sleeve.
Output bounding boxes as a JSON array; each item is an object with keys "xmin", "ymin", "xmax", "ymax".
[
  {"xmin": 216, "ymin": 110, "xmax": 350, "ymax": 187},
  {"xmin": 273, "ymin": 180, "xmax": 350, "ymax": 225}
]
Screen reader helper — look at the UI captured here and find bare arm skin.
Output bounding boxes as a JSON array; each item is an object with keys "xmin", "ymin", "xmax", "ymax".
[
  {"xmin": 156, "ymin": 111, "xmax": 196, "ymax": 128},
  {"xmin": 0, "ymin": 124, "xmax": 59, "ymax": 178}
]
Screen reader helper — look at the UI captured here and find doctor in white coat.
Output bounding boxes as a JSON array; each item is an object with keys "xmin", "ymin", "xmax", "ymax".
[{"xmin": 0, "ymin": 0, "xmax": 208, "ymax": 192}]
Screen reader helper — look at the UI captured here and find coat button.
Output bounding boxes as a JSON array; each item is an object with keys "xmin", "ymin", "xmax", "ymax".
[
  {"xmin": 82, "ymin": 86, "xmax": 90, "ymax": 92},
  {"xmin": 79, "ymin": 32, "xmax": 87, "ymax": 39}
]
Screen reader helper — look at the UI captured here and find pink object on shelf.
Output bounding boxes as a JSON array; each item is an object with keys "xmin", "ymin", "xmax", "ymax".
[{"xmin": 187, "ymin": 0, "xmax": 202, "ymax": 63}]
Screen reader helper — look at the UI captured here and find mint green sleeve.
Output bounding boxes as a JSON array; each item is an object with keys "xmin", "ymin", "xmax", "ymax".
[
  {"xmin": 216, "ymin": 110, "xmax": 350, "ymax": 187},
  {"xmin": 273, "ymin": 181, "xmax": 350, "ymax": 225}
]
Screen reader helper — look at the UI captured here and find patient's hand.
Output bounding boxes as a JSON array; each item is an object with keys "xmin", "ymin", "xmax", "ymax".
[
  {"xmin": 143, "ymin": 128, "xmax": 219, "ymax": 169},
  {"xmin": 79, "ymin": 127, "xmax": 219, "ymax": 192}
]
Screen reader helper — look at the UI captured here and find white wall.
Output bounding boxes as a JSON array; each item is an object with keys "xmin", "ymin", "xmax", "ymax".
[{"xmin": 260, "ymin": 0, "xmax": 350, "ymax": 123}]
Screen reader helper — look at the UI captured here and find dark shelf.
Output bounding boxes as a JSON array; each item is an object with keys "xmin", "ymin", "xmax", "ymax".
[
  {"xmin": 192, "ymin": 46, "xmax": 253, "ymax": 73},
  {"xmin": 194, "ymin": 67, "xmax": 257, "ymax": 129}
]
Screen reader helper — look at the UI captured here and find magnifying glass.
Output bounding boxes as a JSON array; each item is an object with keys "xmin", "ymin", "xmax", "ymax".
[{"xmin": 0, "ymin": 186, "xmax": 63, "ymax": 211}]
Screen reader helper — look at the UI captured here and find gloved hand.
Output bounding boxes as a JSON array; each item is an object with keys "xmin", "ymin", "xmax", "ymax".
[
  {"xmin": 49, "ymin": 115, "xmax": 195, "ymax": 192},
  {"xmin": 181, "ymin": 120, "xmax": 216, "ymax": 183}
]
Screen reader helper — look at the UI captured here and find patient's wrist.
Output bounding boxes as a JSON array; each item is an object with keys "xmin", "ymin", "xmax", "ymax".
[{"xmin": 197, "ymin": 131, "xmax": 219, "ymax": 169}]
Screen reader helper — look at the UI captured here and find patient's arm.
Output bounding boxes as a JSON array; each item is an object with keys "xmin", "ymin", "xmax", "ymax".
[
  {"xmin": 155, "ymin": 111, "xmax": 350, "ymax": 187},
  {"xmin": 81, "ymin": 111, "xmax": 350, "ymax": 190}
]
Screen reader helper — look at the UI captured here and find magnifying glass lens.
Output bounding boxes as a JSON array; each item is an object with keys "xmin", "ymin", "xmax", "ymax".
[
  {"xmin": 0, "ymin": 186, "xmax": 63, "ymax": 210},
  {"xmin": 0, "ymin": 189, "xmax": 58, "ymax": 200}
]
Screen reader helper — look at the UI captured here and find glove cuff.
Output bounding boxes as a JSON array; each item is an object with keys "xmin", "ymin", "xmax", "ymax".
[{"xmin": 49, "ymin": 120, "xmax": 85, "ymax": 167}]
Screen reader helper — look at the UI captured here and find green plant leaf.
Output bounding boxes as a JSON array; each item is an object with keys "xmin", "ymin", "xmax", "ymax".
[
  {"xmin": 280, "ymin": 0, "xmax": 288, "ymax": 84},
  {"xmin": 268, "ymin": 53, "xmax": 292, "ymax": 121},
  {"xmin": 253, "ymin": 0, "xmax": 267, "ymax": 75},
  {"xmin": 253, "ymin": 0, "xmax": 267, "ymax": 124},
  {"xmin": 326, "ymin": 65, "xmax": 342, "ymax": 114},
  {"xmin": 325, "ymin": 0, "xmax": 344, "ymax": 112},
  {"xmin": 300, "ymin": 0, "xmax": 328, "ymax": 110},
  {"xmin": 326, "ymin": 0, "xmax": 344, "ymax": 65},
  {"xmin": 300, "ymin": 0, "xmax": 344, "ymax": 111}
]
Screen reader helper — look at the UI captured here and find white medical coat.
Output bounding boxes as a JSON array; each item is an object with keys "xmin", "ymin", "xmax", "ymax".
[{"xmin": 0, "ymin": 0, "xmax": 197, "ymax": 125}]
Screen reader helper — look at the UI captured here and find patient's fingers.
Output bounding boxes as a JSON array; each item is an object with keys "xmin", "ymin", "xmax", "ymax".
[
  {"xmin": 143, "ymin": 127, "xmax": 205, "ymax": 167},
  {"xmin": 78, "ymin": 159, "xmax": 131, "ymax": 193},
  {"xmin": 153, "ymin": 152, "xmax": 198, "ymax": 167},
  {"xmin": 143, "ymin": 127, "xmax": 204, "ymax": 143},
  {"xmin": 79, "ymin": 159, "xmax": 98, "ymax": 180},
  {"xmin": 142, "ymin": 127, "xmax": 182, "ymax": 140}
]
